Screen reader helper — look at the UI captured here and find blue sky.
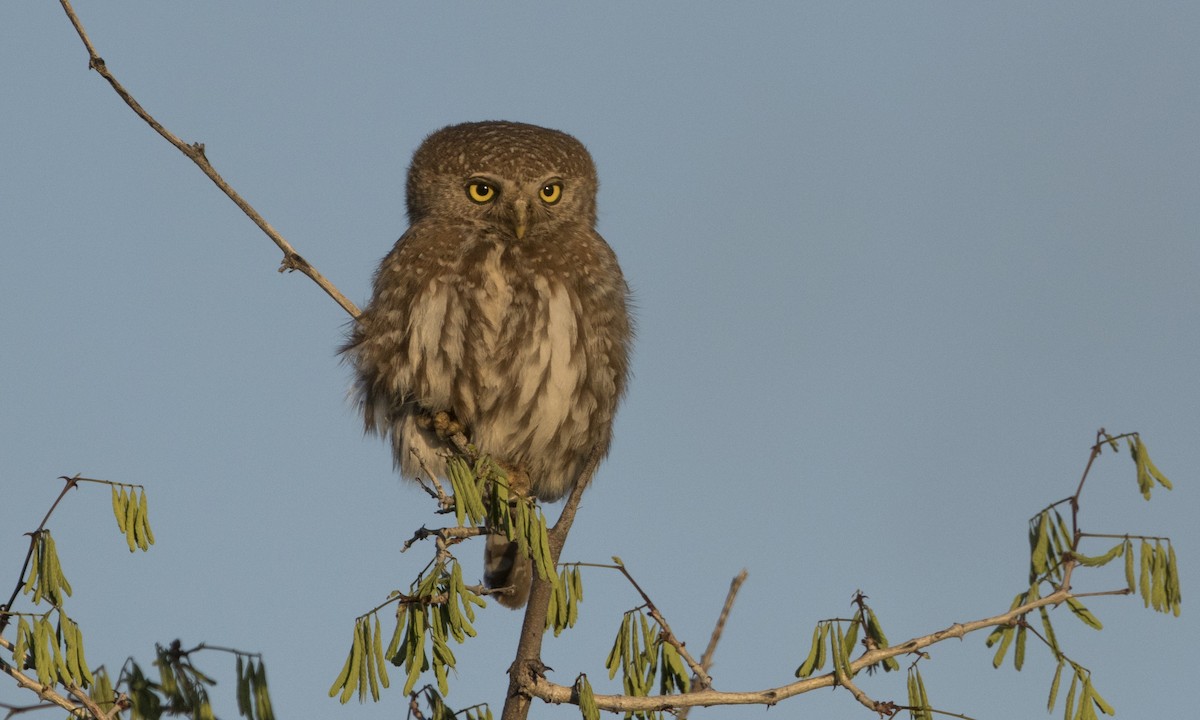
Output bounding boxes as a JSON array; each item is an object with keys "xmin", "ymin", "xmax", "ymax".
[{"xmin": 2, "ymin": 2, "xmax": 1196, "ymax": 718}]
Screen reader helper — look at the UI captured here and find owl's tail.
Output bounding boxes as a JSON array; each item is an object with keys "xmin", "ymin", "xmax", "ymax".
[{"xmin": 484, "ymin": 534, "xmax": 533, "ymax": 609}]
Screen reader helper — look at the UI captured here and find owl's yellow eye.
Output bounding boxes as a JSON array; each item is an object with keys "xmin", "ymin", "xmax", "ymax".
[
  {"xmin": 466, "ymin": 180, "xmax": 496, "ymax": 204},
  {"xmin": 538, "ymin": 181, "xmax": 563, "ymax": 205}
]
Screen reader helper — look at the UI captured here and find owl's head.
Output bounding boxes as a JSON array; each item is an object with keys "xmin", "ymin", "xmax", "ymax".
[{"xmin": 405, "ymin": 121, "xmax": 599, "ymax": 240}]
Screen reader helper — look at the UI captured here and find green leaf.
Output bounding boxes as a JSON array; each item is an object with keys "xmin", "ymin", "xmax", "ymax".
[
  {"xmin": 1063, "ymin": 671, "xmax": 1078, "ymax": 720},
  {"xmin": 1038, "ymin": 606, "xmax": 1059, "ymax": 655},
  {"xmin": 1030, "ymin": 512, "xmax": 1050, "ymax": 580},
  {"xmin": 1074, "ymin": 541, "xmax": 1125, "ymax": 568},
  {"xmin": 1123, "ymin": 539, "xmax": 1136, "ymax": 592},
  {"xmin": 795, "ymin": 624, "xmax": 823, "ymax": 678},
  {"xmin": 606, "ymin": 614, "xmax": 628, "ymax": 680},
  {"xmin": 124, "ymin": 486, "xmax": 139, "ymax": 553},
  {"xmin": 991, "ymin": 626, "xmax": 1015, "ymax": 668},
  {"xmin": 339, "ymin": 618, "xmax": 364, "ymax": 703},
  {"xmin": 1166, "ymin": 542, "xmax": 1182, "ymax": 617},
  {"xmin": 1089, "ymin": 680, "xmax": 1115, "ymax": 716},
  {"xmin": 363, "ymin": 618, "xmax": 380, "ymax": 701},
  {"xmin": 832, "ymin": 622, "xmax": 852, "ymax": 682},
  {"xmin": 254, "ymin": 660, "xmax": 276, "ymax": 720},
  {"xmin": 1013, "ymin": 623, "xmax": 1027, "ymax": 671},
  {"xmin": 578, "ymin": 675, "xmax": 600, "ymax": 720},
  {"xmin": 13, "ymin": 617, "xmax": 32, "ymax": 672},
  {"xmin": 111, "ymin": 485, "xmax": 125, "ymax": 534},
  {"xmin": 1151, "ymin": 541, "xmax": 1169, "ymax": 612},
  {"xmin": 1065, "ymin": 597, "xmax": 1102, "ymax": 630},
  {"xmin": 1140, "ymin": 539, "xmax": 1153, "ymax": 607},
  {"xmin": 237, "ymin": 656, "xmax": 252, "ymax": 717},
  {"xmin": 1047, "ymin": 659, "xmax": 1064, "ymax": 712}
]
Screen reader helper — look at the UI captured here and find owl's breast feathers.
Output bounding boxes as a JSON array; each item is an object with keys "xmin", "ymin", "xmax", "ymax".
[{"xmin": 347, "ymin": 225, "xmax": 630, "ymax": 501}]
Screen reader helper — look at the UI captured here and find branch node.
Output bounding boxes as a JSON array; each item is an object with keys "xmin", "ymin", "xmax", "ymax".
[{"xmin": 278, "ymin": 251, "xmax": 307, "ymax": 273}]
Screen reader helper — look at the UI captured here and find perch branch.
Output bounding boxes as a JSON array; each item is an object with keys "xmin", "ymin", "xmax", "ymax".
[{"xmin": 500, "ymin": 451, "xmax": 600, "ymax": 720}]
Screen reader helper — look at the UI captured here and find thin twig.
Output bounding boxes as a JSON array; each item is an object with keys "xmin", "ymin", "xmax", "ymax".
[
  {"xmin": 56, "ymin": 0, "xmax": 360, "ymax": 319},
  {"xmin": 699, "ymin": 569, "xmax": 747, "ymax": 675},
  {"xmin": 1081, "ymin": 532, "xmax": 1171, "ymax": 542},
  {"xmin": 678, "ymin": 569, "xmax": 747, "ymax": 718},
  {"xmin": 400, "ymin": 525, "xmax": 487, "ymax": 553},
  {"xmin": 410, "ymin": 447, "xmax": 452, "ymax": 511},
  {"xmin": 676, "ymin": 571, "xmax": 747, "ymax": 719}
]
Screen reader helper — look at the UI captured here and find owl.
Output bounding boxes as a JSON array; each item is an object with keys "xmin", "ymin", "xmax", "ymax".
[{"xmin": 342, "ymin": 121, "xmax": 633, "ymax": 608}]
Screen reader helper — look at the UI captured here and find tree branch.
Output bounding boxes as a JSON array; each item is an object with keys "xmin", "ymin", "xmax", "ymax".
[
  {"xmin": 524, "ymin": 585, "xmax": 1072, "ymax": 712},
  {"xmin": 56, "ymin": 0, "xmax": 360, "ymax": 319},
  {"xmin": 500, "ymin": 452, "xmax": 599, "ymax": 720}
]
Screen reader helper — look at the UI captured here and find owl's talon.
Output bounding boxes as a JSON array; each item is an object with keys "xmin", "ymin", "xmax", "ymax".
[{"xmin": 432, "ymin": 410, "xmax": 465, "ymax": 439}]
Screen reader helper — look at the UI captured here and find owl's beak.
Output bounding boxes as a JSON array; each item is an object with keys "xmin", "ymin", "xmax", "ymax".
[{"xmin": 512, "ymin": 199, "xmax": 529, "ymax": 240}]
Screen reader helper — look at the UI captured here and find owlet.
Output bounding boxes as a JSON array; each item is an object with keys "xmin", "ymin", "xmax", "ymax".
[{"xmin": 342, "ymin": 121, "xmax": 633, "ymax": 608}]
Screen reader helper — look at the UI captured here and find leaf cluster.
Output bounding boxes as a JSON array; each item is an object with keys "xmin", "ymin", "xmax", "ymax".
[
  {"xmin": 115, "ymin": 643, "xmax": 273, "ymax": 720},
  {"xmin": 133, "ymin": 645, "xmax": 214, "ymax": 720},
  {"xmin": 987, "ymin": 433, "xmax": 1181, "ymax": 719},
  {"xmin": 576, "ymin": 674, "xmax": 600, "ymax": 720},
  {"xmin": 603, "ymin": 608, "xmax": 690, "ymax": 718},
  {"xmin": 11, "ymin": 529, "xmax": 96, "ymax": 693},
  {"xmin": 1047, "ymin": 661, "xmax": 1114, "ymax": 720},
  {"xmin": 330, "ymin": 560, "xmax": 486, "ymax": 704},
  {"xmin": 80, "ymin": 646, "xmax": 275, "ymax": 720},
  {"xmin": 546, "ymin": 565, "xmax": 584, "ymax": 636},
  {"xmin": 11, "ymin": 611, "xmax": 94, "ymax": 690},
  {"xmin": 21, "ymin": 530, "xmax": 73, "ymax": 607},
  {"xmin": 449, "ymin": 456, "xmax": 556, "ymax": 583},
  {"xmin": 5, "ymin": 479, "xmax": 279, "ymax": 720},
  {"xmin": 906, "ymin": 666, "xmax": 932, "ymax": 720},
  {"xmin": 1072, "ymin": 536, "xmax": 1181, "ymax": 616},
  {"xmin": 111, "ymin": 483, "xmax": 156, "ymax": 553},
  {"xmin": 1028, "ymin": 508, "xmax": 1073, "ymax": 586},
  {"xmin": 235, "ymin": 654, "xmax": 276, "ymax": 720},
  {"xmin": 1128, "ymin": 434, "xmax": 1172, "ymax": 500},
  {"xmin": 794, "ymin": 604, "xmax": 899, "ymax": 680}
]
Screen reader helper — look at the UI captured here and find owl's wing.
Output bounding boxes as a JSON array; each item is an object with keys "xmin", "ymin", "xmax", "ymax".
[{"xmin": 341, "ymin": 223, "xmax": 469, "ymax": 438}]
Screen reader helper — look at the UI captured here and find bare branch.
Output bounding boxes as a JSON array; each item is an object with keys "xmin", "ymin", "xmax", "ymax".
[
  {"xmin": 699, "ymin": 569, "xmax": 748, "ymax": 676},
  {"xmin": 56, "ymin": 0, "xmax": 360, "ymax": 319},
  {"xmin": 678, "ymin": 569, "xmax": 747, "ymax": 719}
]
